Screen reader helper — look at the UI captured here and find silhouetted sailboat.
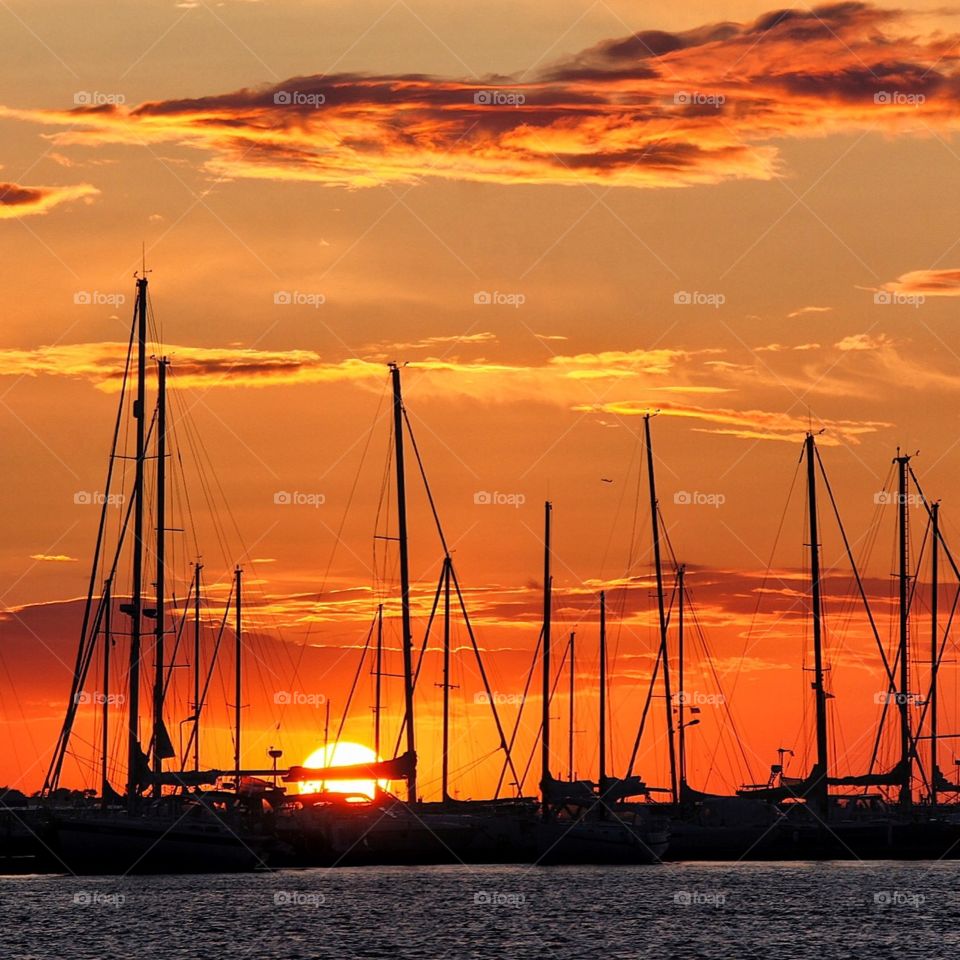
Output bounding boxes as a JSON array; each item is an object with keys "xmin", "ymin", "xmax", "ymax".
[{"xmin": 41, "ymin": 273, "xmax": 271, "ymax": 873}]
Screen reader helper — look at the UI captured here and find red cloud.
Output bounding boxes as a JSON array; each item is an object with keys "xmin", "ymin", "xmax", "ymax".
[{"xmin": 3, "ymin": 4, "xmax": 959, "ymax": 189}]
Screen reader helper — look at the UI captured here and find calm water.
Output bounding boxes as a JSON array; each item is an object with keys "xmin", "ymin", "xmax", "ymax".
[{"xmin": 3, "ymin": 863, "xmax": 959, "ymax": 959}]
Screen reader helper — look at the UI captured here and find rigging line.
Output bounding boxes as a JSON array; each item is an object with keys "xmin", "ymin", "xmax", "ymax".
[
  {"xmin": 516, "ymin": 640, "xmax": 571, "ymax": 795},
  {"xmin": 494, "ymin": 625, "xmax": 543, "ymax": 798},
  {"xmin": 401, "ymin": 404, "xmax": 530, "ymax": 779},
  {"xmin": 815, "ymin": 448, "xmax": 897, "ymax": 692},
  {"xmin": 181, "ymin": 580, "xmax": 234, "ymax": 767},
  {"xmin": 332, "ymin": 613, "xmax": 378, "ymax": 752},
  {"xmin": 44, "ymin": 315, "xmax": 136, "ymax": 793},
  {"xmin": 450, "ymin": 562, "xmax": 523, "ymax": 795},
  {"xmin": 402, "ymin": 407, "xmax": 448, "ymax": 556},
  {"xmin": 725, "ymin": 456, "xmax": 803, "ymax": 717},
  {"xmin": 685, "ymin": 583, "xmax": 756, "ymax": 785},
  {"xmin": 47, "ymin": 409, "xmax": 159, "ymax": 791},
  {"xmin": 625, "ymin": 639, "xmax": 662, "ymax": 780},
  {"xmin": 391, "ymin": 562, "xmax": 445, "ymax": 759}
]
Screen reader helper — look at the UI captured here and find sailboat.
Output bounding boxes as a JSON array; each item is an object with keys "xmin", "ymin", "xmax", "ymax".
[
  {"xmin": 41, "ymin": 273, "xmax": 272, "ymax": 874},
  {"xmin": 272, "ymin": 362, "xmax": 532, "ymax": 866},
  {"xmin": 533, "ymin": 502, "xmax": 669, "ymax": 864}
]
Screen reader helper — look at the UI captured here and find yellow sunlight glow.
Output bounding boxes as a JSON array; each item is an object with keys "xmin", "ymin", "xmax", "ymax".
[{"xmin": 299, "ymin": 741, "xmax": 385, "ymax": 799}]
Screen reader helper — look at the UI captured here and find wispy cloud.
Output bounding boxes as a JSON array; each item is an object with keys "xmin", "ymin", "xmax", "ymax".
[
  {"xmin": 29, "ymin": 554, "xmax": 78, "ymax": 563},
  {"xmin": 0, "ymin": 180, "xmax": 97, "ymax": 219}
]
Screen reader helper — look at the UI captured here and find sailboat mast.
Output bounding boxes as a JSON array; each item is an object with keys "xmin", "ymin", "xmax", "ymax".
[
  {"xmin": 101, "ymin": 579, "xmax": 112, "ymax": 807},
  {"xmin": 389, "ymin": 363, "xmax": 417, "ymax": 803},
  {"xmin": 193, "ymin": 562, "xmax": 202, "ymax": 772},
  {"xmin": 374, "ymin": 603, "xmax": 383, "ymax": 759},
  {"xmin": 125, "ymin": 274, "xmax": 148, "ymax": 806},
  {"xmin": 677, "ymin": 565, "xmax": 686, "ymax": 791},
  {"xmin": 895, "ymin": 452, "xmax": 912, "ymax": 808},
  {"xmin": 804, "ymin": 433, "xmax": 829, "ymax": 816},
  {"xmin": 541, "ymin": 500, "xmax": 552, "ymax": 822},
  {"xmin": 567, "ymin": 631, "xmax": 575, "ymax": 781},
  {"xmin": 931, "ymin": 500, "xmax": 940, "ymax": 807},
  {"xmin": 644, "ymin": 415, "xmax": 678, "ymax": 804},
  {"xmin": 441, "ymin": 557, "xmax": 451, "ymax": 802},
  {"xmin": 234, "ymin": 564, "xmax": 242, "ymax": 789},
  {"xmin": 599, "ymin": 592, "xmax": 607, "ymax": 793},
  {"xmin": 152, "ymin": 357, "xmax": 169, "ymax": 787}
]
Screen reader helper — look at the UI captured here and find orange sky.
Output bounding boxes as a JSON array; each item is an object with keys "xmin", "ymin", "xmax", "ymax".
[{"xmin": 4, "ymin": 0, "xmax": 960, "ymax": 802}]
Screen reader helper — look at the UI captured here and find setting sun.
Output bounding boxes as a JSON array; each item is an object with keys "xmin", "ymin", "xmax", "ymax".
[{"xmin": 298, "ymin": 742, "xmax": 386, "ymax": 799}]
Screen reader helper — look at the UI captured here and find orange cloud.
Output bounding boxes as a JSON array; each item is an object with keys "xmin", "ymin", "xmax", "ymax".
[
  {"xmin": 3, "ymin": 4, "xmax": 959, "ymax": 190},
  {"xmin": 882, "ymin": 268, "xmax": 960, "ymax": 295},
  {"xmin": 0, "ymin": 180, "xmax": 98, "ymax": 218}
]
